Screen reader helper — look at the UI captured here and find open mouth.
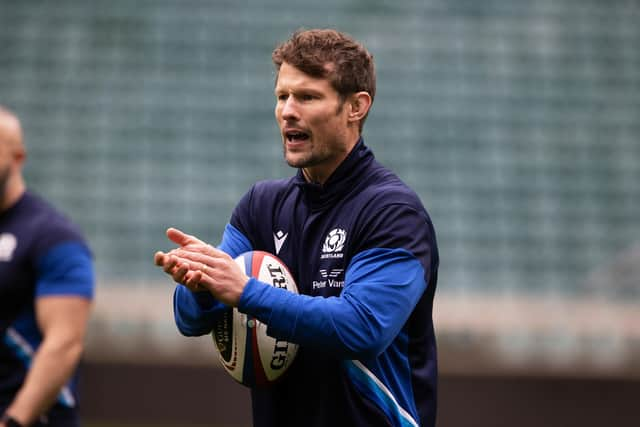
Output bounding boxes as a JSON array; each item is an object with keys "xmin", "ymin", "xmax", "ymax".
[{"xmin": 285, "ymin": 131, "xmax": 310, "ymax": 143}]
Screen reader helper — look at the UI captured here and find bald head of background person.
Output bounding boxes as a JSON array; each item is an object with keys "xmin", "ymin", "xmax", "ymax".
[{"xmin": 0, "ymin": 106, "xmax": 26, "ymax": 212}]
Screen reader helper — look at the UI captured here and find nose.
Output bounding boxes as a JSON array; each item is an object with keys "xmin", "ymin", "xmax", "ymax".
[{"xmin": 280, "ymin": 97, "xmax": 299, "ymax": 121}]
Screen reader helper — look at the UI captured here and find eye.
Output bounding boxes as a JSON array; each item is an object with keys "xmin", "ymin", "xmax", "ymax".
[
  {"xmin": 301, "ymin": 94, "xmax": 314, "ymax": 101},
  {"xmin": 277, "ymin": 94, "xmax": 288, "ymax": 101}
]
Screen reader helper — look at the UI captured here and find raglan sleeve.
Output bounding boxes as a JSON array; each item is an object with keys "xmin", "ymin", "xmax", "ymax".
[
  {"xmin": 34, "ymin": 218, "xmax": 95, "ymax": 300},
  {"xmin": 36, "ymin": 242, "xmax": 94, "ymax": 299}
]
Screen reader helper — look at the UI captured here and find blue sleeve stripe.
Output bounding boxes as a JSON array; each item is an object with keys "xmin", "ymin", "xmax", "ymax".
[
  {"xmin": 344, "ymin": 360, "xmax": 419, "ymax": 427},
  {"xmin": 4, "ymin": 327, "xmax": 34, "ymax": 361},
  {"xmin": 218, "ymin": 223, "xmax": 252, "ymax": 257},
  {"xmin": 240, "ymin": 248, "xmax": 426, "ymax": 356},
  {"xmin": 4, "ymin": 328, "xmax": 76, "ymax": 407},
  {"xmin": 57, "ymin": 387, "xmax": 75, "ymax": 407},
  {"xmin": 35, "ymin": 242, "xmax": 94, "ymax": 299}
]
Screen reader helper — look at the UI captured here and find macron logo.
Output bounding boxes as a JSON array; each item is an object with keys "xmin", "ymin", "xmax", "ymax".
[{"xmin": 273, "ymin": 230, "xmax": 288, "ymax": 255}]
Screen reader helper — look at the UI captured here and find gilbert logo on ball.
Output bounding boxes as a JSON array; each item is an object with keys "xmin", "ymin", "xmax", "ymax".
[{"xmin": 211, "ymin": 251, "xmax": 299, "ymax": 387}]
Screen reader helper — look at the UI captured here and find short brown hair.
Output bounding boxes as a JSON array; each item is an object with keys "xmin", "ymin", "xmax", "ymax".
[{"xmin": 272, "ymin": 29, "xmax": 376, "ymax": 130}]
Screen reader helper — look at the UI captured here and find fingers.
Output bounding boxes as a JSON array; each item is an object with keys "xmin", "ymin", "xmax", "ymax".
[
  {"xmin": 169, "ymin": 249, "xmax": 220, "ymax": 268},
  {"xmin": 154, "ymin": 244, "xmax": 246, "ymax": 306},
  {"xmin": 155, "ymin": 249, "xmax": 210, "ymax": 291},
  {"xmin": 155, "ymin": 229, "xmax": 217, "ymax": 293},
  {"xmin": 154, "ymin": 251, "xmax": 165, "ymax": 266},
  {"xmin": 155, "ymin": 251, "xmax": 189, "ymax": 282},
  {"xmin": 169, "ymin": 258, "xmax": 189, "ymax": 283},
  {"xmin": 184, "ymin": 270, "xmax": 204, "ymax": 289},
  {"xmin": 166, "ymin": 227, "xmax": 205, "ymax": 247}
]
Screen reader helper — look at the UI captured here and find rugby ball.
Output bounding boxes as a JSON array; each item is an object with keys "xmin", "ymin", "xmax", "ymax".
[{"xmin": 211, "ymin": 251, "xmax": 298, "ymax": 387}]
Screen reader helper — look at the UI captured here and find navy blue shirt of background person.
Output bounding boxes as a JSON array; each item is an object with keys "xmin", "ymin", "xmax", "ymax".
[{"xmin": 0, "ymin": 191, "xmax": 94, "ymax": 424}]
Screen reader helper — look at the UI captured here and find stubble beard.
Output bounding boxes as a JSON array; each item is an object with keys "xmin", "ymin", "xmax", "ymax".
[
  {"xmin": 283, "ymin": 143, "xmax": 334, "ymax": 171},
  {"xmin": 284, "ymin": 147, "xmax": 314, "ymax": 169}
]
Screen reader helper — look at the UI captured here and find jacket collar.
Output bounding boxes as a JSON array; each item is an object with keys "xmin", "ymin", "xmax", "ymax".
[{"xmin": 293, "ymin": 138, "xmax": 374, "ymax": 211}]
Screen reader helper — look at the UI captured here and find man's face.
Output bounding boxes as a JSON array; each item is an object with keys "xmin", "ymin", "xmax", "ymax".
[
  {"xmin": 0, "ymin": 111, "xmax": 24, "ymax": 211},
  {"xmin": 274, "ymin": 62, "xmax": 354, "ymax": 183}
]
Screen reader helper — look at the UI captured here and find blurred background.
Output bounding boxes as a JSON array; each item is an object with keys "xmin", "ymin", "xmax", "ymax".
[{"xmin": 1, "ymin": 0, "xmax": 639, "ymax": 426}]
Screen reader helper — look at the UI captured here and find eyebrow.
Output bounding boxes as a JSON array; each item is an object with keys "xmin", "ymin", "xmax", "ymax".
[{"xmin": 274, "ymin": 86, "xmax": 325, "ymax": 96}]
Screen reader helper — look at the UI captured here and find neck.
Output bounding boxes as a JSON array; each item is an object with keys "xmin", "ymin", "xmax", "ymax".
[
  {"xmin": 301, "ymin": 154, "xmax": 344, "ymax": 186},
  {"xmin": 302, "ymin": 134, "xmax": 361, "ymax": 185},
  {"xmin": 1, "ymin": 175, "xmax": 25, "ymax": 212},
  {"xmin": 301, "ymin": 168, "xmax": 318, "ymax": 184}
]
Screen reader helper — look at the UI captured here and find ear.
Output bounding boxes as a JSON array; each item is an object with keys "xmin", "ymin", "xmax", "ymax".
[
  {"xmin": 347, "ymin": 91, "xmax": 372, "ymax": 125},
  {"xmin": 14, "ymin": 147, "xmax": 26, "ymax": 164}
]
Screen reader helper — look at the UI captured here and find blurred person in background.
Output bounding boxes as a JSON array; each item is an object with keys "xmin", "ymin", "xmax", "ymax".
[
  {"xmin": 155, "ymin": 29, "xmax": 439, "ymax": 427},
  {"xmin": 0, "ymin": 106, "xmax": 94, "ymax": 427}
]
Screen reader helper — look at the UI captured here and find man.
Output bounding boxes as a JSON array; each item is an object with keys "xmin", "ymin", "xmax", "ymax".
[
  {"xmin": 0, "ymin": 107, "xmax": 94, "ymax": 427},
  {"xmin": 155, "ymin": 29, "xmax": 439, "ymax": 427}
]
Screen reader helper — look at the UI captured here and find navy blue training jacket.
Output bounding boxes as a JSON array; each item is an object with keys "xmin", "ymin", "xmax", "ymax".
[
  {"xmin": 174, "ymin": 139, "xmax": 439, "ymax": 427},
  {"xmin": 0, "ymin": 191, "xmax": 94, "ymax": 426}
]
